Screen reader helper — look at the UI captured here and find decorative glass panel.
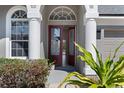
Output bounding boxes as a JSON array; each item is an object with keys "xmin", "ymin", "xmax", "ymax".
[
  {"xmin": 59, "ymin": 16, "xmax": 66, "ymax": 20},
  {"xmin": 49, "ymin": 7, "xmax": 76, "ymax": 21},
  {"xmin": 69, "ymin": 29, "xmax": 75, "ymax": 55},
  {"xmin": 11, "ymin": 10, "xmax": 27, "ymax": 19},
  {"xmin": 50, "ymin": 28, "xmax": 61, "ymax": 55},
  {"xmin": 54, "ymin": 15, "xmax": 59, "ymax": 20}
]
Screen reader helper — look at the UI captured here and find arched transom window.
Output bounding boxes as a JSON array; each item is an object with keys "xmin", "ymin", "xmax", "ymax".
[
  {"xmin": 11, "ymin": 10, "xmax": 28, "ymax": 57},
  {"xmin": 49, "ymin": 6, "xmax": 77, "ymax": 21},
  {"xmin": 11, "ymin": 10, "xmax": 27, "ymax": 18}
]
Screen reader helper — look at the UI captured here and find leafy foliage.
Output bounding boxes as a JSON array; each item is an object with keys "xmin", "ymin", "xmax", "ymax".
[
  {"xmin": 0, "ymin": 58, "xmax": 50, "ymax": 88},
  {"xmin": 59, "ymin": 42, "xmax": 124, "ymax": 88}
]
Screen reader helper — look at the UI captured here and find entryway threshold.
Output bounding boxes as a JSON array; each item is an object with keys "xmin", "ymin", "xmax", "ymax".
[{"xmin": 55, "ymin": 66, "xmax": 76, "ymax": 72}]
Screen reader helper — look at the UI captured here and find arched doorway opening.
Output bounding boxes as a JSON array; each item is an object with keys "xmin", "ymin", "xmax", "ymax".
[{"xmin": 48, "ymin": 6, "xmax": 77, "ymax": 67}]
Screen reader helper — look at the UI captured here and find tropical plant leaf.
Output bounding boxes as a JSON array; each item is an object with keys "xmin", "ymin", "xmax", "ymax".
[
  {"xmin": 112, "ymin": 78, "xmax": 124, "ymax": 84},
  {"xmin": 75, "ymin": 43, "xmax": 102, "ymax": 81},
  {"xmin": 59, "ymin": 42, "xmax": 124, "ymax": 88},
  {"xmin": 112, "ymin": 41, "xmax": 124, "ymax": 60},
  {"xmin": 104, "ymin": 42, "xmax": 124, "ymax": 85},
  {"xmin": 114, "ymin": 82, "xmax": 124, "ymax": 87},
  {"xmin": 105, "ymin": 42, "xmax": 124, "ymax": 75},
  {"xmin": 92, "ymin": 44, "xmax": 103, "ymax": 69},
  {"xmin": 104, "ymin": 54, "xmax": 111, "ymax": 72},
  {"xmin": 111, "ymin": 74, "xmax": 124, "ymax": 80},
  {"xmin": 107, "ymin": 60, "xmax": 124, "ymax": 82},
  {"xmin": 89, "ymin": 84, "xmax": 99, "ymax": 88},
  {"xmin": 106, "ymin": 74, "xmax": 124, "ymax": 86},
  {"xmin": 65, "ymin": 79, "xmax": 91, "ymax": 87},
  {"xmin": 58, "ymin": 72, "xmax": 95, "ymax": 88}
]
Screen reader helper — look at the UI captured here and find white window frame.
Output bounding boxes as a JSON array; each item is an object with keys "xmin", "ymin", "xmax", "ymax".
[{"xmin": 6, "ymin": 6, "xmax": 28, "ymax": 59}]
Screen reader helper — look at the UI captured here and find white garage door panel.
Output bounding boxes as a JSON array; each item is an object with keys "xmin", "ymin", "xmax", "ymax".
[
  {"xmin": 102, "ymin": 39, "xmax": 124, "ymax": 60},
  {"xmin": 103, "ymin": 52, "xmax": 124, "ymax": 57},
  {"xmin": 97, "ymin": 30, "xmax": 124, "ymax": 61},
  {"xmin": 102, "ymin": 51, "xmax": 124, "ymax": 61},
  {"xmin": 104, "ymin": 39, "xmax": 124, "ymax": 44},
  {"xmin": 103, "ymin": 44, "xmax": 124, "ymax": 52}
]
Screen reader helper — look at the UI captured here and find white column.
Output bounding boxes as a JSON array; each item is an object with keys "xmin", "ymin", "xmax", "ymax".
[
  {"xmin": 85, "ymin": 19, "xmax": 96, "ymax": 75},
  {"xmin": 29, "ymin": 18, "xmax": 41, "ymax": 59}
]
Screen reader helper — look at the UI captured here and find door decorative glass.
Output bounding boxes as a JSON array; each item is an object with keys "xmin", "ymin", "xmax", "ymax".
[
  {"xmin": 49, "ymin": 26, "xmax": 62, "ymax": 66},
  {"xmin": 68, "ymin": 27, "xmax": 75, "ymax": 66},
  {"xmin": 50, "ymin": 28, "xmax": 61, "ymax": 55},
  {"xmin": 69, "ymin": 29, "xmax": 75, "ymax": 55}
]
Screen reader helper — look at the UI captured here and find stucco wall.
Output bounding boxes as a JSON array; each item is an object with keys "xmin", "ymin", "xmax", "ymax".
[
  {"xmin": 41, "ymin": 6, "xmax": 47, "ymax": 58},
  {"xmin": 76, "ymin": 6, "xmax": 86, "ymax": 74},
  {"xmin": 0, "ymin": 5, "xmax": 14, "ymax": 57}
]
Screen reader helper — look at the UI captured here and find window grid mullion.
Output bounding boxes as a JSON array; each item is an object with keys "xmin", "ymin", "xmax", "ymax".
[{"xmin": 11, "ymin": 10, "xmax": 28, "ymax": 57}]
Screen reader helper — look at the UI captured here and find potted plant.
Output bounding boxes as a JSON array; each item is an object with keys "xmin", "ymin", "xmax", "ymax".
[{"xmin": 48, "ymin": 57, "xmax": 55, "ymax": 70}]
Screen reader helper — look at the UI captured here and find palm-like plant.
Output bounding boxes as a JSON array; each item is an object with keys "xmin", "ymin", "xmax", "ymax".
[{"xmin": 58, "ymin": 42, "xmax": 124, "ymax": 88}]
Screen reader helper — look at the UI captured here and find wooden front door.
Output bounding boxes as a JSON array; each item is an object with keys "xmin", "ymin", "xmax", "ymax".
[
  {"xmin": 48, "ymin": 25, "xmax": 75, "ymax": 66},
  {"xmin": 68, "ymin": 27, "xmax": 75, "ymax": 66},
  {"xmin": 48, "ymin": 26, "xmax": 62, "ymax": 66}
]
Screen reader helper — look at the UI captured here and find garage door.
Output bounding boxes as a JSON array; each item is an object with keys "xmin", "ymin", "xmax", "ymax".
[{"xmin": 101, "ymin": 29, "xmax": 124, "ymax": 61}]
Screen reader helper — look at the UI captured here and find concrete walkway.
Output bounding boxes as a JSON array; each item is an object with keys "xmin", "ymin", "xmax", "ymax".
[{"xmin": 47, "ymin": 66, "xmax": 76, "ymax": 88}]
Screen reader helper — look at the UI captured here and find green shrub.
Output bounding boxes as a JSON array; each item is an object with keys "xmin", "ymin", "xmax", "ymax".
[
  {"xmin": 48, "ymin": 57, "xmax": 55, "ymax": 67},
  {"xmin": 0, "ymin": 58, "xmax": 50, "ymax": 88}
]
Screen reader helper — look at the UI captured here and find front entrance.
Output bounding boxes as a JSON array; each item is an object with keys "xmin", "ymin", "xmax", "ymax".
[{"xmin": 48, "ymin": 25, "xmax": 75, "ymax": 66}]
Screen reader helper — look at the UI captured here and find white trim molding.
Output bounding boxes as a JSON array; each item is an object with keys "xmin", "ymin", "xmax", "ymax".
[
  {"xmin": 83, "ymin": 5, "xmax": 99, "ymax": 25},
  {"xmin": 26, "ymin": 5, "xmax": 42, "ymax": 20},
  {"xmin": 6, "ymin": 5, "xmax": 27, "ymax": 58},
  {"xmin": 84, "ymin": 5, "xmax": 99, "ymax": 19}
]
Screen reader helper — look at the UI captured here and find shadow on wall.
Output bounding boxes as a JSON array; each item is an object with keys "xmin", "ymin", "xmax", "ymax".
[{"xmin": 0, "ymin": 38, "xmax": 6, "ymax": 57}]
